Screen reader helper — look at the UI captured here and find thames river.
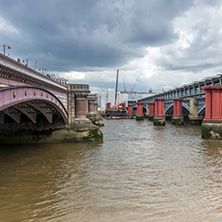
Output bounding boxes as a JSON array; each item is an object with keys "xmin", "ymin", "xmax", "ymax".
[{"xmin": 1, "ymin": 119, "xmax": 222, "ymax": 222}]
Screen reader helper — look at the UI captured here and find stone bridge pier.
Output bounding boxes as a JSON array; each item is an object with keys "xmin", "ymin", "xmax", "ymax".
[
  {"xmin": 87, "ymin": 94, "xmax": 104, "ymax": 126},
  {"xmin": 189, "ymin": 98, "xmax": 203, "ymax": 125},
  {"xmin": 67, "ymin": 83, "xmax": 104, "ymax": 130}
]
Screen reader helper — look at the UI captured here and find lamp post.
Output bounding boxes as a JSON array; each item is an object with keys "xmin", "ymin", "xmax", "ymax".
[{"xmin": 1, "ymin": 44, "xmax": 11, "ymax": 55}]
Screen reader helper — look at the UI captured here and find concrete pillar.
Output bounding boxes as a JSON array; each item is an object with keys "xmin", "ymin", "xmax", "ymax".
[
  {"xmin": 67, "ymin": 91, "xmax": 75, "ymax": 123},
  {"xmin": 87, "ymin": 94, "xmax": 104, "ymax": 126},
  {"xmin": 189, "ymin": 98, "xmax": 203, "ymax": 125},
  {"xmin": 146, "ymin": 104, "xmax": 149, "ymax": 116},
  {"xmin": 153, "ymin": 98, "xmax": 165, "ymax": 126},
  {"xmin": 94, "ymin": 101, "xmax": 98, "ymax": 112},
  {"xmin": 67, "ymin": 84, "xmax": 90, "ymax": 120},
  {"xmin": 148, "ymin": 102, "xmax": 155, "ymax": 120},
  {"xmin": 202, "ymin": 86, "xmax": 222, "ymax": 139},
  {"xmin": 136, "ymin": 102, "xmax": 144, "ymax": 120},
  {"xmin": 88, "ymin": 101, "xmax": 95, "ymax": 113},
  {"xmin": 172, "ymin": 98, "xmax": 184, "ymax": 125},
  {"xmin": 88, "ymin": 94, "xmax": 97, "ymax": 113}
]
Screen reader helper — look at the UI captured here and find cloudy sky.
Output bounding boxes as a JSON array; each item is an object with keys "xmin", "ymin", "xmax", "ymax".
[{"xmin": 0, "ymin": 0, "xmax": 222, "ymax": 92}]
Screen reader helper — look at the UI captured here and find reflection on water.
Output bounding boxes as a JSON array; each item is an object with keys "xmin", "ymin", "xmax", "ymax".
[{"xmin": 1, "ymin": 119, "xmax": 222, "ymax": 222}]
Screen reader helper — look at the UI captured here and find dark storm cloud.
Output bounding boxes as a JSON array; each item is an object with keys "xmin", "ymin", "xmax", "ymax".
[{"xmin": 0, "ymin": 0, "xmax": 194, "ymax": 72}]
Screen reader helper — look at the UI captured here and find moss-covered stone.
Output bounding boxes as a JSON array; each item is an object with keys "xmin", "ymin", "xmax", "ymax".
[
  {"xmin": 0, "ymin": 118, "xmax": 103, "ymax": 144},
  {"xmin": 136, "ymin": 115, "xmax": 144, "ymax": 120},
  {"xmin": 87, "ymin": 113, "xmax": 104, "ymax": 127},
  {"xmin": 147, "ymin": 115, "xmax": 154, "ymax": 121},
  {"xmin": 190, "ymin": 120, "xmax": 202, "ymax": 125},
  {"xmin": 153, "ymin": 116, "xmax": 166, "ymax": 126},
  {"xmin": 189, "ymin": 116, "xmax": 203, "ymax": 125},
  {"xmin": 202, "ymin": 121, "xmax": 222, "ymax": 139},
  {"xmin": 172, "ymin": 117, "xmax": 184, "ymax": 125}
]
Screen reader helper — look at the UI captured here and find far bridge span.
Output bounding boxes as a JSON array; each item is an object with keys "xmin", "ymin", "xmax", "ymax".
[{"xmin": 138, "ymin": 74, "xmax": 222, "ymax": 124}]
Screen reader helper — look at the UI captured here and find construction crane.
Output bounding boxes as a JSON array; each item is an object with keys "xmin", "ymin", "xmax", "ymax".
[
  {"xmin": 131, "ymin": 75, "xmax": 139, "ymax": 92},
  {"xmin": 114, "ymin": 70, "xmax": 119, "ymax": 110},
  {"xmin": 123, "ymin": 78, "xmax": 126, "ymax": 92}
]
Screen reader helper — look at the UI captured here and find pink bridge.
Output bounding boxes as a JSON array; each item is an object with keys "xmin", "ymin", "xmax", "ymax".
[
  {"xmin": 0, "ymin": 86, "xmax": 68, "ymax": 124},
  {"xmin": 0, "ymin": 53, "xmax": 97, "ymax": 132}
]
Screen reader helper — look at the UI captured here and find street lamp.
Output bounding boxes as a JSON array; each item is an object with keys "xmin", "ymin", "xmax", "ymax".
[{"xmin": 0, "ymin": 44, "xmax": 11, "ymax": 55}]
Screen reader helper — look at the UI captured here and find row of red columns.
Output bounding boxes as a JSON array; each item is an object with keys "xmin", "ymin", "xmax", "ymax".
[
  {"xmin": 147, "ymin": 98, "xmax": 183, "ymax": 117},
  {"xmin": 128, "ymin": 85, "xmax": 222, "ymax": 121},
  {"xmin": 147, "ymin": 86, "xmax": 222, "ymax": 121}
]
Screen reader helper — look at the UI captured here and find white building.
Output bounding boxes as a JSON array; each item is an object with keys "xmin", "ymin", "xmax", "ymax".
[
  {"xmin": 98, "ymin": 90, "xmax": 108, "ymax": 109},
  {"xmin": 107, "ymin": 88, "xmax": 115, "ymax": 107},
  {"xmin": 119, "ymin": 93, "xmax": 128, "ymax": 107},
  {"xmin": 98, "ymin": 88, "xmax": 156, "ymax": 109}
]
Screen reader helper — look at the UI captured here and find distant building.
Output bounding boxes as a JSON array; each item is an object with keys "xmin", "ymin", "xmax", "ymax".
[
  {"xmin": 98, "ymin": 88, "xmax": 156, "ymax": 109},
  {"xmin": 123, "ymin": 90, "xmax": 156, "ymax": 105},
  {"xmin": 107, "ymin": 88, "xmax": 115, "ymax": 107},
  {"xmin": 98, "ymin": 90, "xmax": 108, "ymax": 109}
]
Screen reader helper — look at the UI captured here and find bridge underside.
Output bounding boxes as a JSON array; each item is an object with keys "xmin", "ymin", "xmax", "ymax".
[
  {"xmin": 165, "ymin": 105, "xmax": 190, "ymax": 116},
  {"xmin": 0, "ymin": 100, "xmax": 66, "ymax": 131}
]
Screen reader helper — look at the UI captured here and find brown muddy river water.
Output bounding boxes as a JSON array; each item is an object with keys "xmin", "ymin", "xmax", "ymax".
[{"xmin": 1, "ymin": 119, "xmax": 222, "ymax": 222}]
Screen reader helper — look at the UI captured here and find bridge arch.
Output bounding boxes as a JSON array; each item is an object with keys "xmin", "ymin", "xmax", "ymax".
[
  {"xmin": 0, "ymin": 86, "xmax": 68, "ymax": 124},
  {"xmin": 165, "ymin": 102, "xmax": 190, "ymax": 116},
  {"xmin": 197, "ymin": 105, "xmax": 205, "ymax": 116}
]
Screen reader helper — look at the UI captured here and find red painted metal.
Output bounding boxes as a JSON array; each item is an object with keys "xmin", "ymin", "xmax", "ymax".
[
  {"xmin": 202, "ymin": 86, "xmax": 222, "ymax": 121},
  {"xmin": 154, "ymin": 98, "xmax": 165, "ymax": 116},
  {"xmin": 128, "ymin": 104, "xmax": 133, "ymax": 114},
  {"xmin": 0, "ymin": 86, "xmax": 68, "ymax": 122},
  {"xmin": 136, "ymin": 102, "xmax": 143, "ymax": 115},
  {"xmin": 118, "ymin": 102, "xmax": 126, "ymax": 111},
  {"xmin": 106, "ymin": 102, "xmax": 111, "ymax": 110},
  {"xmin": 148, "ymin": 102, "xmax": 155, "ymax": 115},
  {"xmin": 173, "ymin": 98, "xmax": 183, "ymax": 117}
]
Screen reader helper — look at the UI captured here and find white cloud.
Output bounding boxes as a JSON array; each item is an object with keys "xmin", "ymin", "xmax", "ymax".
[{"xmin": 0, "ymin": 16, "xmax": 19, "ymax": 35}]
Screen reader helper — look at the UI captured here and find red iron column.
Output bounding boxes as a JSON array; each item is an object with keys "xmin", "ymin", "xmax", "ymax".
[
  {"xmin": 202, "ymin": 86, "xmax": 222, "ymax": 139},
  {"xmin": 173, "ymin": 98, "xmax": 183, "ymax": 116},
  {"xmin": 154, "ymin": 98, "xmax": 165, "ymax": 116},
  {"xmin": 212, "ymin": 89, "xmax": 222, "ymax": 121},
  {"xmin": 136, "ymin": 102, "xmax": 144, "ymax": 120},
  {"xmin": 147, "ymin": 102, "xmax": 155, "ymax": 120},
  {"xmin": 172, "ymin": 98, "xmax": 184, "ymax": 125},
  {"xmin": 153, "ymin": 98, "xmax": 165, "ymax": 125},
  {"xmin": 149, "ymin": 102, "xmax": 155, "ymax": 115},
  {"xmin": 128, "ymin": 104, "xmax": 133, "ymax": 114},
  {"xmin": 202, "ymin": 86, "xmax": 222, "ymax": 121}
]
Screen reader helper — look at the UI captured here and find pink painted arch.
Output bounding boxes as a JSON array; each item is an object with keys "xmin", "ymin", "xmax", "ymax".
[{"xmin": 0, "ymin": 86, "xmax": 68, "ymax": 123}]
